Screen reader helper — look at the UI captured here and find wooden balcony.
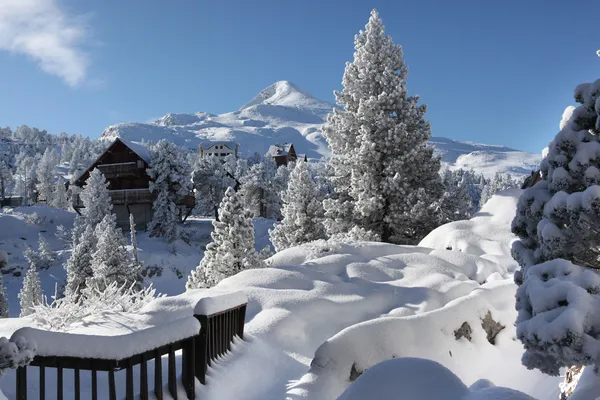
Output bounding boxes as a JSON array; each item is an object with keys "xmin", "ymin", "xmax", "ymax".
[
  {"xmin": 96, "ymin": 162, "xmax": 142, "ymax": 179},
  {"xmin": 73, "ymin": 189, "xmax": 195, "ymax": 209}
]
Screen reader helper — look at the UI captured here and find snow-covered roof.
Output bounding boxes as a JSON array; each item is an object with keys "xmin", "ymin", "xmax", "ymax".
[
  {"xmin": 266, "ymin": 143, "xmax": 293, "ymax": 157},
  {"xmin": 200, "ymin": 141, "xmax": 238, "ymax": 150},
  {"xmin": 117, "ymin": 138, "xmax": 152, "ymax": 163}
]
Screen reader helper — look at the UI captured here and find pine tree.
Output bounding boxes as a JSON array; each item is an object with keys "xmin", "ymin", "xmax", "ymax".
[
  {"xmin": 0, "ymin": 157, "xmax": 12, "ymax": 200},
  {"xmin": 323, "ymin": 10, "xmax": 442, "ymax": 244},
  {"xmin": 480, "ymin": 172, "xmax": 518, "ymax": 206},
  {"xmin": 192, "ymin": 155, "xmax": 234, "ymax": 219},
  {"xmin": 37, "ymin": 234, "xmax": 55, "ymax": 269},
  {"xmin": 12, "ymin": 152, "xmax": 37, "ymax": 204},
  {"xmin": 89, "ymin": 214, "xmax": 140, "ymax": 291},
  {"xmin": 239, "ymin": 156, "xmax": 282, "ymax": 219},
  {"xmin": 512, "ymin": 79, "xmax": 600, "ymax": 375},
  {"xmin": 186, "ymin": 187, "xmax": 263, "ymax": 289},
  {"xmin": 51, "ymin": 180, "xmax": 69, "ymax": 209},
  {"xmin": 72, "ymin": 168, "xmax": 112, "ymax": 246},
  {"xmin": 36, "ymin": 148, "xmax": 58, "ymax": 204},
  {"xmin": 19, "ymin": 263, "xmax": 43, "ymax": 317},
  {"xmin": 438, "ymin": 169, "xmax": 472, "ymax": 224},
  {"xmin": 129, "ymin": 213, "xmax": 139, "ymax": 264},
  {"xmin": 147, "ymin": 140, "xmax": 192, "ymax": 242},
  {"xmin": 270, "ymin": 161, "xmax": 326, "ymax": 251},
  {"xmin": 64, "ymin": 225, "xmax": 96, "ymax": 298},
  {"xmin": 0, "ymin": 275, "xmax": 8, "ymax": 318}
]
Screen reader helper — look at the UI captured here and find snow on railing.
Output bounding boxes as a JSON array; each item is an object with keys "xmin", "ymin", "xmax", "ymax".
[{"xmin": 9, "ymin": 290, "xmax": 248, "ymax": 400}]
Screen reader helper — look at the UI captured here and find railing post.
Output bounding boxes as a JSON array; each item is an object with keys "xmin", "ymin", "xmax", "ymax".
[
  {"xmin": 237, "ymin": 304, "xmax": 247, "ymax": 339},
  {"xmin": 194, "ymin": 314, "xmax": 208, "ymax": 385},
  {"xmin": 16, "ymin": 366, "xmax": 27, "ymax": 400}
]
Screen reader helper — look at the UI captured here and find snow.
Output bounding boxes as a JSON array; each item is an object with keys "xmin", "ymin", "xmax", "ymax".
[
  {"xmin": 335, "ymin": 358, "xmax": 535, "ymax": 400},
  {"xmin": 99, "ymin": 81, "xmax": 540, "ymax": 179},
  {"xmin": 193, "ymin": 289, "xmax": 248, "ymax": 315},
  {"xmin": 11, "ymin": 316, "xmax": 200, "ymax": 359}
]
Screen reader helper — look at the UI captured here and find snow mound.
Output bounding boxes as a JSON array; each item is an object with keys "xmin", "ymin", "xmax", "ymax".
[
  {"xmin": 419, "ymin": 189, "xmax": 521, "ymax": 262},
  {"xmin": 336, "ymin": 358, "xmax": 535, "ymax": 400}
]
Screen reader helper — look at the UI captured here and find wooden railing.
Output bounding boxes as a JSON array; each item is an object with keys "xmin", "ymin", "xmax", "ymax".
[
  {"xmin": 97, "ymin": 162, "xmax": 142, "ymax": 179},
  {"xmin": 13, "ymin": 302, "xmax": 247, "ymax": 400},
  {"xmin": 72, "ymin": 190, "xmax": 195, "ymax": 209}
]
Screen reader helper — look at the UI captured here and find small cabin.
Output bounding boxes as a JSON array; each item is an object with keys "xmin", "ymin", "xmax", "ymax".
[
  {"xmin": 266, "ymin": 143, "xmax": 297, "ymax": 167},
  {"xmin": 72, "ymin": 138, "xmax": 195, "ymax": 230},
  {"xmin": 199, "ymin": 142, "xmax": 238, "ymax": 160},
  {"xmin": 521, "ymin": 170, "xmax": 542, "ymax": 189}
]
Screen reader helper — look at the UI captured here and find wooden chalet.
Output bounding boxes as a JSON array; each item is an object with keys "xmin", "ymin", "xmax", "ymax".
[
  {"xmin": 72, "ymin": 138, "xmax": 195, "ymax": 230},
  {"xmin": 521, "ymin": 170, "xmax": 542, "ymax": 189},
  {"xmin": 266, "ymin": 143, "xmax": 297, "ymax": 167}
]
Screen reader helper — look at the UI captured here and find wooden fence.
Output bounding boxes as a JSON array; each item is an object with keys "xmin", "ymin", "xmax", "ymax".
[{"xmin": 15, "ymin": 302, "xmax": 247, "ymax": 400}]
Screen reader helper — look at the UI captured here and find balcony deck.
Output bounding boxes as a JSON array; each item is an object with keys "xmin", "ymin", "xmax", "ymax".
[{"xmin": 73, "ymin": 189, "xmax": 195, "ymax": 209}]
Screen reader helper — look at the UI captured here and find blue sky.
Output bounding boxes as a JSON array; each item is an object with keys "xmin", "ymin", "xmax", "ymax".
[{"xmin": 0, "ymin": 0, "xmax": 599, "ymax": 153}]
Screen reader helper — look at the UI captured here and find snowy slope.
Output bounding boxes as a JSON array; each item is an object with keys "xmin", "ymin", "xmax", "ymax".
[{"xmin": 100, "ymin": 81, "xmax": 541, "ymax": 178}]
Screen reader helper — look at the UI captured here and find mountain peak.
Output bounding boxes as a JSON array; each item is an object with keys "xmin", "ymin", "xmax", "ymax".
[{"xmin": 239, "ymin": 81, "xmax": 334, "ymax": 115}]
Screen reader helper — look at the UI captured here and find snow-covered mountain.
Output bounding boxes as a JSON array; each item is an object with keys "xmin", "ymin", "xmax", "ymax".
[{"xmin": 100, "ymin": 80, "xmax": 541, "ymax": 178}]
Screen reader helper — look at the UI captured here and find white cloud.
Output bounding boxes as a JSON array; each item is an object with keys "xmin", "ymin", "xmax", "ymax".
[{"xmin": 0, "ymin": 0, "xmax": 90, "ymax": 86}]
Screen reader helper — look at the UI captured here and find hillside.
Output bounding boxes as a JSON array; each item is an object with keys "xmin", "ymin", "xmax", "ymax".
[{"xmin": 100, "ymin": 81, "xmax": 541, "ymax": 178}]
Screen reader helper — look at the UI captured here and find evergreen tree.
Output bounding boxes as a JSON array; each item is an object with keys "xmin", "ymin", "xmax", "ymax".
[
  {"xmin": 89, "ymin": 214, "xmax": 140, "ymax": 291},
  {"xmin": 512, "ymin": 79, "xmax": 600, "ymax": 375},
  {"xmin": 19, "ymin": 263, "xmax": 43, "ymax": 317},
  {"xmin": 0, "ymin": 275, "xmax": 8, "ymax": 318},
  {"xmin": 72, "ymin": 168, "xmax": 112, "ymax": 246},
  {"xmin": 64, "ymin": 225, "xmax": 96, "ymax": 298},
  {"xmin": 239, "ymin": 156, "xmax": 282, "ymax": 219},
  {"xmin": 438, "ymin": 169, "xmax": 472, "ymax": 224},
  {"xmin": 323, "ymin": 10, "xmax": 442, "ymax": 244},
  {"xmin": 186, "ymin": 187, "xmax": 263, "ymax": 289},
  {"xmin": 36, "ymin": 148, "xmax": 58, "ymax": 204},
  {"xmin": 270, "ymin": 161, "xmax": 326, "ymax": 251},
  {"xmin": 0, "ymin": 158, "xmax": 12, "ymax": 200},
  {"xmin": 129, "ymin": 213, "xmax": 139, "ymax": 264},
  {"xmin": 147, "ymin": 140, "xmax": 192, "ymax": 242},
  {"xmin": 37, "ymin": 234, "xmax": 55, "ymax": 269},
  {"xmin": 12, "ymin": 152, "xmax": 37, "ymax": 204},
  {"xmin": 51, "ymin": 180, "xmax": 69, "ymax": 209},
  {"xmin": 192, "ymin": 155, "xmax": 234, "ymax": 219},
  {"xmin": 480, "ymin": 172, "xmax": 518, "ymax": 206}
]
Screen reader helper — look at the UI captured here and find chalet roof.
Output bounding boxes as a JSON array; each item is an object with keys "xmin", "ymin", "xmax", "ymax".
[
  {"xmin": 266, "ymin": 143, "xmax": 294, "ymax": 157},
  {"xmin": 72, "ymin": 138, "xmax": 151, "ymax": 184},
  {"xmin": 118, "ymin": 138, "xmax": 152, "ymax": 163},
  {"xmin": 200, "ymin": 141, "xmax": 238, "ymax": 150}
]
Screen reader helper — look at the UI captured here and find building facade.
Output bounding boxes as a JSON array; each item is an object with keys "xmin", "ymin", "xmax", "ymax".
[
  {"xmin": 266, "ymin": 143, "xmax": 297, "ymax": 167},
  {"xmin": 72, "ymin": 138, "xmax": 195, "ymax": 231},
  {"xmin": 199, "ymin": 142, "xmax": 238, "ymax": 160}
]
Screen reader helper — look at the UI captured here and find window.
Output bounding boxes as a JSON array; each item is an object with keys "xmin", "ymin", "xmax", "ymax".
[{"xmin": 220, "ymin": 153, "xmax": 226, "ymax": 156}]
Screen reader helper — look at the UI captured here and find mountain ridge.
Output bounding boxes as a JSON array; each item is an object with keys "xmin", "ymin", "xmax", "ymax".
[{"xmin": 100, "ymin": 81, "xmax": 541, "ymax": 178}]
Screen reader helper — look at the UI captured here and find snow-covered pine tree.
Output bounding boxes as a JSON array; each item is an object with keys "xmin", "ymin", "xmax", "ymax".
[
  {"xmin": 191, "ymin": 155, "xmax": 234, "ymax": 219},
  {"xmin": 37, "ymin": 234, "xmax": 55, "ymax": 269},
  {"xmin": 480, "ymin": 172, "xmax": 518, "ymax": 206},
  {"xmin": 0, "ymin": 157, "xmax": 12, "ymax": 200},
  {"xmin": 129, "ymin": 213, "xmax": 139, "ymax": 264},
  {"xmin": 512, "ymin": 78, "xmax": 600, "ymax": 375},
  {"xmin": 323, "ymin": 9, "xmax": 442, "ymax": 244},
  {"xmin": 12, "ymin": 152, "xmax": 37, "ymax": 204},
  {"xmin": 72, "ymin": 168, "xmax": 112, "ymax": 246},
  {"xmin": 19, "ymin": 263, "xmax": 43, "ymax": 317},
  {"xmin": 270, "ymin": 161, "xmax": 326, "ymax": 251},
  {"xmin": 239, "ymin": 156, "xmax": 281, "ymax": 219},
  {"xmin": 147, "ymin": 140, "xmax": 192, "ymax": 242},
  {"xmin": 36, "ymin": 148, "xmax": 58, "ymax": 204},
  {"xmin": 64, "ymin": 224, "xmax": 96, "ymax": 298},
  {"xmin": 0, "ymin": 275, "xmax": 8, "ymax": 318},
  {"xmin": 89, "ymin": 214, "xmax": 140, "ymax": 292},
  {"xmin": 186, "ymin": 187, "xmax": 263, "ymax": 289},
  {"xmin": 51, "ymin": 180, "xmax": 69, "ymax": 209},
  {"xmin": 438, "ymin": 169, "xmax": 472, "ymax": 224}
]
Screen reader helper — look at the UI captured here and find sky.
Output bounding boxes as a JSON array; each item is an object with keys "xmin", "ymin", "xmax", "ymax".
[{"xmin": 0, "ymin": 0, "xmax": 599, "ymax": 154}]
